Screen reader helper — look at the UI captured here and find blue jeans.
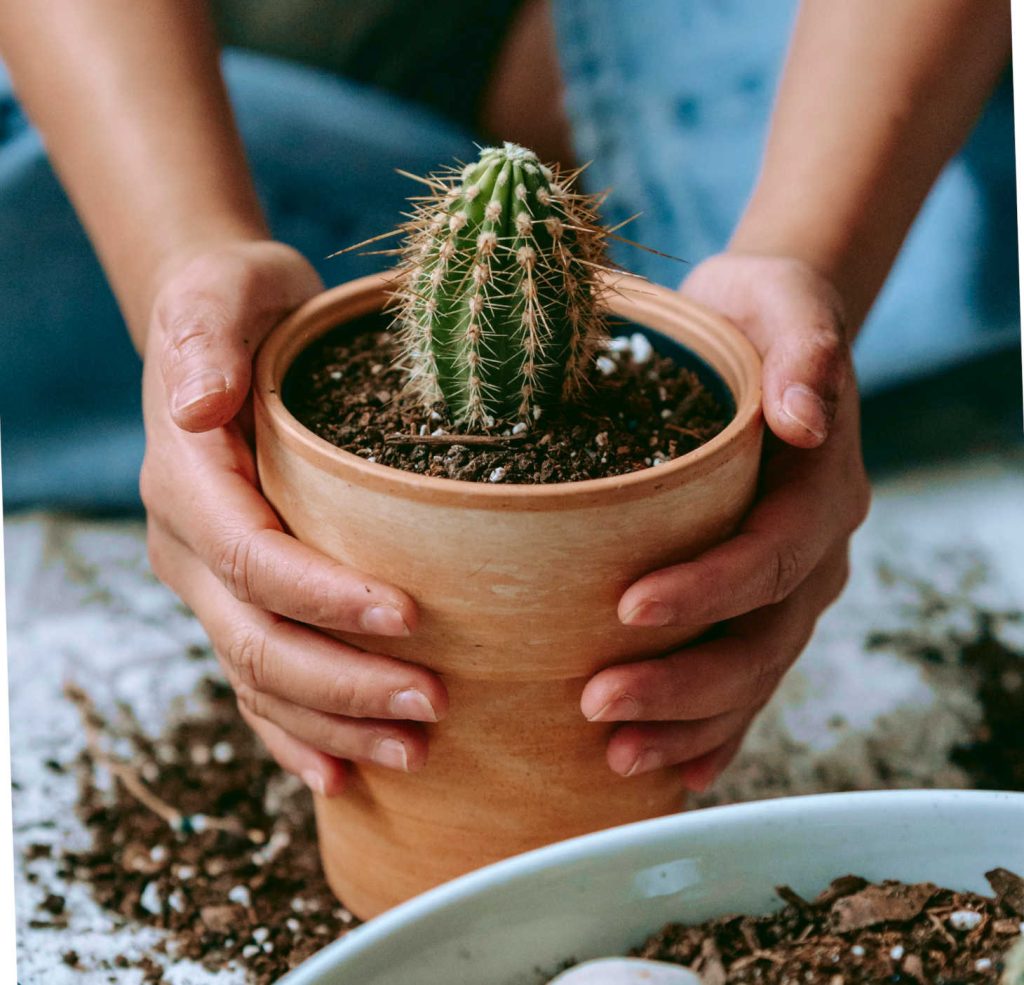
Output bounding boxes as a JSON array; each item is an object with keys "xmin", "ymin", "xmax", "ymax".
[
  {"xmin": 1, "ymin": 7, "xmax": 1018, "ymax": 511},
  {"xmin": 553, "ymin": 0, "xmax": 1019, "ymax": 392},
  {"xmin": 0, "ymin": 51, "xmax": 475, "ymax": 511}
]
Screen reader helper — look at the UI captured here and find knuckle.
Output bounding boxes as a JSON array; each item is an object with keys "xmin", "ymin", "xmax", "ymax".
[
  {"xmin": 145, "ymin": 529, "xmax": 170, "ymax": 585},
  {"xmin": 215, "ymin": 531, "xmax": 261, "ymax": 604},
  {"xmin": 850, "ymin": 476, "xmax": 872, "ymax": 531},
  {"xmin": 155, "ymin": 286, "xmax": 232, "ymax": 372},
  {"xmin": 228, "ymin": 624, "xmax": 272, "ymax": 692},
  {"xmin": 329, "ymin": 673, "xmax": 373, "ymax": 719},
  {"xmin": 746, "ymin": 651, "xmax": 781, "ymax": 709},
  {"xmin": 828, "ymin": 552, "xmax": 852, "ymax": 604},
  {"xmin": 234, "ymin": 681, "xmax": 268, "ymax": 721},
  {"xmin": 138, "ymin": 458, "xmax": 157, "ymax": 512},
  {"xmin": 289, "ymin": 559, "xmax": 340, "ymax": 627},
  {"xmin": 763, "ymin": 541, "xmax": 804, "ymax": 605}
]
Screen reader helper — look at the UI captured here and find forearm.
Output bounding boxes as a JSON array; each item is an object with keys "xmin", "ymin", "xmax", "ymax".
[
  {"xmin": 731, "ymin": 0, "xmax": 1010, "ymax": 334},
  {"xmin": 0, "ymin": 0, "xmax": 267, "ymax": 347}
]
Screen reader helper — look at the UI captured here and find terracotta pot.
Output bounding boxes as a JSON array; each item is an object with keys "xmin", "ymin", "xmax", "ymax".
[{"xmin": 253, "ymin": 271, "xmax": 763, "ymax": 919}]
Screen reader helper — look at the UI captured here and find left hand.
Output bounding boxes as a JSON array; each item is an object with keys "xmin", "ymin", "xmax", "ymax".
[{"xmin": 580, "ymin": 253, "xmax": 871, "ymax": 790}]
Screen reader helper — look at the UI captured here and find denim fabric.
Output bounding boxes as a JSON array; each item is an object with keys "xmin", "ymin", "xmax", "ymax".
[
  {"xmin": 553, "ymin": 0, "xmax": 1020, "ymax": 393},
  {"xmin": 0, "ymin": 51, "xmax": 474, "ymax": 512}
]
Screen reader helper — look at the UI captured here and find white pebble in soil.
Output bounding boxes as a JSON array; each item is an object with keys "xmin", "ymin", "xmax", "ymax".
[
  {"xmin": 628, "ymin": 332, "xmax": 654, "ymax": 364},
  {"xmin": 211, "ymin": 741, "xmax": 234, "ymax": 764},
  {"xmin": 488, "ymin": 467, "xmax": 507, "ymax": 483},
  {"xmin": 139, "ymin": 883, "xmax": 162, "ymax": 917},
  {"xmin": 949, "ymin": 910, "xmax": 983, "ymax": 931}
]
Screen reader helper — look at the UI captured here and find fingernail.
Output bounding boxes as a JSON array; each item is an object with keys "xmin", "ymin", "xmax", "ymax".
[
  {"xmin": 172, "ymin": 369, "xmax": 228, "ymax": 416},
  {"xmin": 389, "ymin": 688, "xmax": 437, "ymax": 722},
  {"xmin": 359, "ymin": 604, "xmax": 411, "ymax": 637},
  {"xmin": 781, "ymin": 384, "xmax": 829, "ymax": 441},
  {"xmin": 624, "ymin": 748, "xmax": 663, "ymax": 777},
  {"xmin": 373, "ymin": 737, "xmax": 409, "ymax": 771},
  {"xmin": 586, "ymin": 694, "xmax": 640, "ymax": 722},
  {"xmin": 622, "ymin": 600, "xmax": 674, "ymax": 627},
  {"xmin": 301, "ymin": 769, "xmax": 326, "ymax": 796}
]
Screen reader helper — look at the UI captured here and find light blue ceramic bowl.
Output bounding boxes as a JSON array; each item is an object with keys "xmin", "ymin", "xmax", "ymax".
[{"xmin": 280, "ymin": 790, "xmax": 1024, "ymax": 985}]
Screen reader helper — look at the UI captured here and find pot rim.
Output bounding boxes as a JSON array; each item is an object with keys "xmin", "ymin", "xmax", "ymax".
[{"xmin": 254, "ymin": 271, "xmax": 763, "ymax": 510}]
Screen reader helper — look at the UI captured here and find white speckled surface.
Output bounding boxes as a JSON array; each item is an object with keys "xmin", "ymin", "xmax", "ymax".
[{"xmin": 8, "ymin": 449, "xmax": 1024, "ymax": 983}]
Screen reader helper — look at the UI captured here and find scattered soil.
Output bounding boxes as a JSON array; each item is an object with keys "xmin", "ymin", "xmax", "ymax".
[
  {"xmin": 867, "ymin": 593, "xmax": 1024, "ymax": 792},
  {"xmin": 631, "ymin": 871, "xmax": 1024, "ymax": 984},
  {"xmin": 284, "ymin": 315, "xmax": 731, "ymax": 484},
  {"xmin": 28, "ymin": 676, "xmax": 357, "ymax": 984}
]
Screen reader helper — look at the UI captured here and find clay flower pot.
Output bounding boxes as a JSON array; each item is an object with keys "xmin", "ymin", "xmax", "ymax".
[{"xmin": 253, "ymin": 271, "xmax": 763, "ymax": 919}]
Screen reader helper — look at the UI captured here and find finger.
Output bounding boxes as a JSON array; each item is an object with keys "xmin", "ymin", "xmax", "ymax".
[
  {"xmin": 238, "ymin": 703, "xmax": 349, "ymax": 797},
  {"xmin": 604, "ymin": 707, "xmax": 749, "ymax": 776},
  {"xmin": 678, "ymin": 728, "xmax": 749, "ymax": 793},
  {"xmin": 150, "ymin": 527, "xmax": 447, "ymax": 722},
  {"xmin": 759, "ymin": 291, "xmax": 850, "ymax": 449},
  {"xmin": 153, "ymin": 243, "xmax": 321, "ymax": 432},
  {"xmin": 682, "ymin": 256, "xmax": 850, "ymax": 448},
  {"xmin": 620, "ymin": 450, "xmax": 839, "ymax": 627},
  {"xmin": 588, "ymin": 548, "xmax": 849, "ymax": 723},
  {"xmin": 144, "ymin": 426, "xmax": 419, "ymax": 637},
  {"xmin": 235, "ymin": 685, "xmax": 428, "ymax": 772}
]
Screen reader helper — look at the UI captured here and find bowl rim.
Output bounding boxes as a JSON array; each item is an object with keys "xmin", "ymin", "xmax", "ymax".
[
  {"xmin": 253, "ymin": 271, "xmax": 764, "ymax": 510},
  {"xmin": 280, "ymin": 788, "xmax": 1024, "ymax": 983}
]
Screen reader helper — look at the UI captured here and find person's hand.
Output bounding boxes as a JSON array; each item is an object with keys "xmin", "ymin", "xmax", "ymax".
[
  {"xmin": 581, "ymin": 254, "xmax": 870, "ymax": 789},
  {"xmin": 140, "ymin": 240, "xmax": 448, "ymax": 796}
]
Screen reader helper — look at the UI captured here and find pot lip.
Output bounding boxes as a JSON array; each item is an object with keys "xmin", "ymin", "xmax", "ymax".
[
  {"xmin": 279, "ymin": 789, "xmax": 1024, "ymax": 984},
  {"xmin": 254, "ymin": 271, "xmax": 763, "ymax": 509}
]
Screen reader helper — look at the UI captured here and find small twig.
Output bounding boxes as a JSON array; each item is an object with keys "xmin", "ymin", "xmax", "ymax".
[
  {"xmin": 384, "ymin": 432, "xmax": 528, "ymax": 448},
  {"xmin": 664, "ymin": 423, "xmax": 706, "ymax": 440},
  {"xmin": 64, "ymin": 681, "xmax": 257, "ymax": 841}
]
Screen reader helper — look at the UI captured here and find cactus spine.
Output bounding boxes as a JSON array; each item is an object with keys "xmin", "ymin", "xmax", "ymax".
[{"xmin": 393, "ymin": 143, "xmax": 609, "ymax": 425}]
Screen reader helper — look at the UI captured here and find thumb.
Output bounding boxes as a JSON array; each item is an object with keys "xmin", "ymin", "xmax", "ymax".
[
  {"xmin": 154, "ymin": 244, "xmax": 322, "ymax": 433},
  {"xmin": 760, "ymin": 302, "xmax": 850, "ymax": 450}
]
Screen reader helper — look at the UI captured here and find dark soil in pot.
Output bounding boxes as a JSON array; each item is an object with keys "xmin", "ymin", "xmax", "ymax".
[{"xmin": 283, "ymin": 312, "xmax": 732, "ymax": 484}]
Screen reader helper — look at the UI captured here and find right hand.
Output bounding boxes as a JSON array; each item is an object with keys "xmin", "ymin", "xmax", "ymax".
[{"xmin": 140, "ymin": 240, "xmax": 448, "ymax": 796}]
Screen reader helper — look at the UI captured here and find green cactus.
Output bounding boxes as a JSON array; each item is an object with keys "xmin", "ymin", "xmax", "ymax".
[{"xmin": 392, "ymin": 142, "xmax": 610, "ymax": 426}]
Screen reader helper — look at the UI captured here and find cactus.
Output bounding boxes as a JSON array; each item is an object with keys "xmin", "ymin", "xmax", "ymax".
[{"xmin": 392, "ymin": 142, "xmax": 610, "ymax": 426}]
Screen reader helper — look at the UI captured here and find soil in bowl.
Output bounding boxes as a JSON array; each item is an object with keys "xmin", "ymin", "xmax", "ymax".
[
  {"xmin": 624, "ymin": 869, "xmax": 1024, "ymax": 984},
  {"xmin": 283, "ymin": 312, "xmax": 732, "ymax": 484}
]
